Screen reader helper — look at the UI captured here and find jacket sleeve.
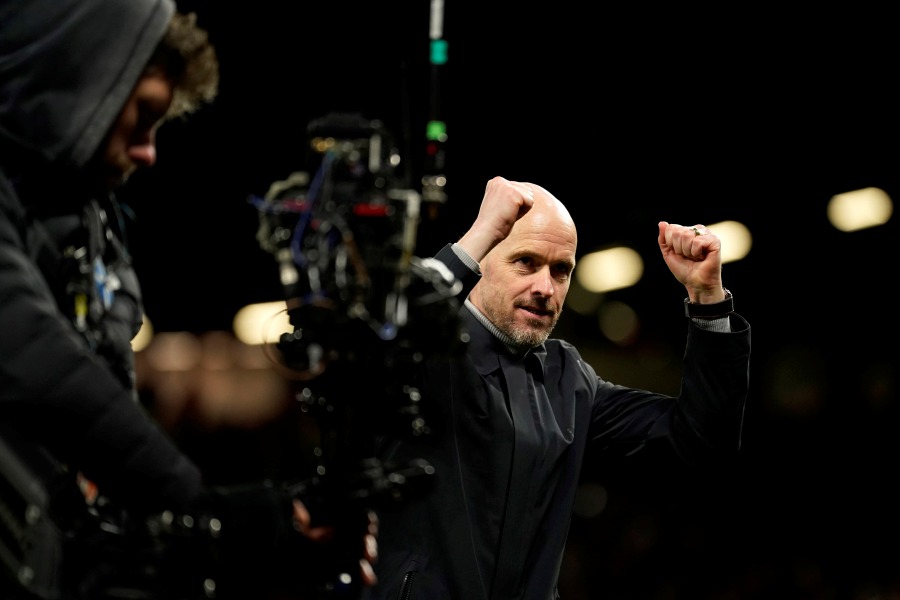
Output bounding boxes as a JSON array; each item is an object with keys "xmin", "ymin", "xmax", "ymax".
[
  {"xmin": 0, "ymin": 200, "xmax": 203, "ymax": 515},
  {"xmin": 434, "ymin": 243, "xmax": 481, "ymax": 299},
  {"xmin": 586, "ymin": 313, "xmax": 750, "ymax": 470},
  {"xmin": 673, "ymin": 314, "xmax": 751, "ymax": 460}
]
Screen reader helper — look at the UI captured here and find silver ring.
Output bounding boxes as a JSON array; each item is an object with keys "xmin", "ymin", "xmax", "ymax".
[{"xmin": 691, "ymin": 226, "xmax": 701, "ymax": 236}]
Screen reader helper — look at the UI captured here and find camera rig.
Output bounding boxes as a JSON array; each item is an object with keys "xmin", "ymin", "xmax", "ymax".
[
  {"xmin": 252, "ymin": 112, "xmax": 464, "ymax": 446},
  {"xmin": 249, "ymin": 112, "xmax": 467, "ymax": 594}
]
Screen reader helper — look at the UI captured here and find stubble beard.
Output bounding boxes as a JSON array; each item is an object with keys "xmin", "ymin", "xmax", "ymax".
[
  {"xmin": 83, "ymin": 152, "xmax": 132, "ymax": 195},
  {"xmin": 490, "ymin": 302, "xmax": 559, "ymax": 348}
]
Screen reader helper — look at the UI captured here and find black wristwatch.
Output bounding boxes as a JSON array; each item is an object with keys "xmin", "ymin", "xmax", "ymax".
[{"xmin": 684, "ymin": 288, "xmax": 733, "ymax": 319}]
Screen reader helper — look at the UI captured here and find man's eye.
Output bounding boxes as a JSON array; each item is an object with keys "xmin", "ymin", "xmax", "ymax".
[
  {"xmin": 139, "ymin": 111, "xmax": 165, "ymax": 130},
  {"xmin": 554, "ymin": 265, "xmax": 573, "ymax": 279}
]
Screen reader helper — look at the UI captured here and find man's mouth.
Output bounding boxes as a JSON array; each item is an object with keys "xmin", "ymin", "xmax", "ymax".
[{"xmin": 518, "ymin": 305, "xmax": 552, "ymax": 318}]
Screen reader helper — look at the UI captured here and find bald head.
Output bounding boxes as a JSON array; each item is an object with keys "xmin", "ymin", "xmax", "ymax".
[
  {"xmin": 469, "ymin": 180, "xmax": 577, "ymax": 348},
  {"xmin": 484, "ymin": 183, "xmax": 577, "ymax": 266},
  {"xmin": 527, "ymin": 183, "xmax": 575, "ymax": 232}
]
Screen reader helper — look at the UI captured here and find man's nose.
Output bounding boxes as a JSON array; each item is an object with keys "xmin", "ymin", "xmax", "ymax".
[
  {"xmin": 129, "ymin": 125, "xmax": 158, "ymax": 167},
  {"xmin": 532, "ymin": 269, "xmax": 555, "ymax": 297},
  {"xmin": 128, "ymin": 141, "xmax": 157, "ymax": 167}
]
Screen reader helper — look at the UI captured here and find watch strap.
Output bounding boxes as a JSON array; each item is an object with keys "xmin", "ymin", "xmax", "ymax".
[{"xmin": 684, "ymin": 288, "xmax": 733, "ymax": 319}]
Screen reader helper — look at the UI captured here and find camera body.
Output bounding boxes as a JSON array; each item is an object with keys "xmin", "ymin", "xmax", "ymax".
[{"xmin": 253, "ymin": 113, "xmax": 465, "ymax": 440}]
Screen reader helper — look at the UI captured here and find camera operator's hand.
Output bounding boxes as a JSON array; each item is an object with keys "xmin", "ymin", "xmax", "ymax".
[{"xmin": 292, "ymin": 499, "xmax": 379, "ymax": 587}]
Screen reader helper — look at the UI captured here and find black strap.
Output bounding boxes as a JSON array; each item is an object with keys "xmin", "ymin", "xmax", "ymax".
[{"xmin": 683, "ymin": 288, "xmax": 734, "ymax": 319}]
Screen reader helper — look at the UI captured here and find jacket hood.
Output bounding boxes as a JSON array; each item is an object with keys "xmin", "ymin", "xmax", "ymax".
[{"xmin": 0, "ymin": 0, "xmax": 175, "ymax": 172}]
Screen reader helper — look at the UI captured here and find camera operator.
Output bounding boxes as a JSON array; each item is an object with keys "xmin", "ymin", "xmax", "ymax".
[{"xmin": 0, "ymin": 0, "xmax": 375, "ymax": 598}]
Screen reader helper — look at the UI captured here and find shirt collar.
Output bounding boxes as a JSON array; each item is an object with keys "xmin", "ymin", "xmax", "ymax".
[{"xmin": 463, "ymin": 299, "xmax": 547, "ymax": 366}]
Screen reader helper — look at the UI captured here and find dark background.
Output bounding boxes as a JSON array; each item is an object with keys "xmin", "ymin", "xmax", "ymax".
[{"xmin": 122, "ymin": 3, "xmax": 900, "ymax": 598}]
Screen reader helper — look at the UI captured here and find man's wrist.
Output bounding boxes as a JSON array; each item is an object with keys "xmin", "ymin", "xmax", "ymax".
[
  {"xmin": 684, "ymin": 288, "xmax": 734, "ymax": 319},
  {"xmin": 450, "ymin": 243, "xmax": 481, "ymax": 275}
]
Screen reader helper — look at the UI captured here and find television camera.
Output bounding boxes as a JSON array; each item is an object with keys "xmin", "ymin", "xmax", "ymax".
[
  {"xmin": 252, "ymin": 112, "xmax": 464, "ymax": 448},
  {"xmin": 249, "ymin": 111, "xmax": 466, "ymax": 594}
]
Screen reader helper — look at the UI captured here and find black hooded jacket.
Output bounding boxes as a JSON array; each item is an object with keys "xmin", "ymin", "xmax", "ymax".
[
  {"xmin": 0, "ymin": 0, "xmax": 203, "ymax": 515},
  {"xmin": 0, "ymin": 3, "xmax": 329, "ymax": 599}
]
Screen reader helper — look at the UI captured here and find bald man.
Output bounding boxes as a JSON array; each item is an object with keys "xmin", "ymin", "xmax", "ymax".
[{"xmin": 368, "ymin": 176, "xmax": 750, "ymax": 600}]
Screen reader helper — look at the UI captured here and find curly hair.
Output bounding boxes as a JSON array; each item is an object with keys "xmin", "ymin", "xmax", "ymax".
[{"xmin": 147, "ymin": 11, "xmax": 220, "ymax": 119}]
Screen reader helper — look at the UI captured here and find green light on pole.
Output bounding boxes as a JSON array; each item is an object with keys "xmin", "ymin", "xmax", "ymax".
[
  {"xmin": 430, "ymin": 39, "xmax": 448, "ymax": 65},
  {"xmin": 426, "ymin": 120, "xmax": 447, "ymax": 142}
]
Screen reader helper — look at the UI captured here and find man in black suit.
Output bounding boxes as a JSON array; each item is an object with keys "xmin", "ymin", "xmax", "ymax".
[{"xmin": 368, "ymin": 175, "xmax": 750, "ymax": 600}]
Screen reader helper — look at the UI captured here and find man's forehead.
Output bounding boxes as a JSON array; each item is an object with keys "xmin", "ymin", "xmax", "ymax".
[
  {"xmin": 509, "ymin": 212, "xmax": 577, "ymax": 250},
  {"xmin": 504, "ymin": 238, "xmax": 576, "ymax": 264}
]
